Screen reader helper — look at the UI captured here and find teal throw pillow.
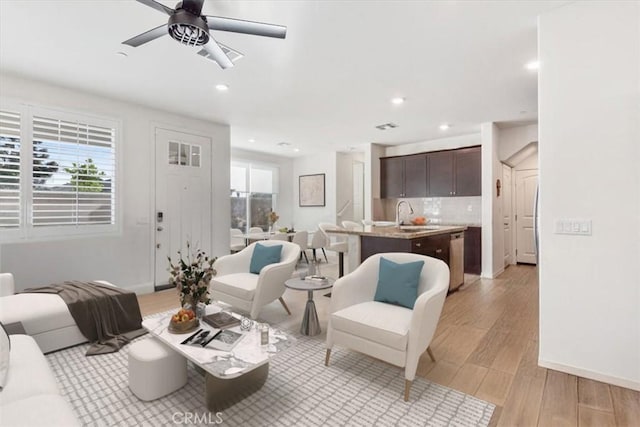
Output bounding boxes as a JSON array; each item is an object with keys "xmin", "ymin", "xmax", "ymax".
[
  {"xmin": 249, "ymin": 243, "xmax": 283, "ymax": 274},
  {"xmin": 374, "ymin": 257, "xmax": 425, "ymax": 309}
]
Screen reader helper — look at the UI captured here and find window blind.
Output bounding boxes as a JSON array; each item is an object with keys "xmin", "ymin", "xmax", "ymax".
[
  {"xmin": 0, "ymin": 110, "xmax": 21, "ymax": 229},
  {"xmin": 31, "ymin": 115, "xmax": 116, "ymax": 227}
]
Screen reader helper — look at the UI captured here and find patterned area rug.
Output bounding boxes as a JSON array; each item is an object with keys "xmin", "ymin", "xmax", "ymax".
[{"xmin": 46, "ymin": 311, "xmax": 494, "ymax": 427}]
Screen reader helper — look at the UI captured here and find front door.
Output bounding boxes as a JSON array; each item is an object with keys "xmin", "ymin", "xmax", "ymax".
[
  {"xmin": 155, "ymin": 128, "xmax": 212, "ymax": 288},
  {"xmin": 515, "ymin": 169, "xmax": 538, "ymax": 264}
]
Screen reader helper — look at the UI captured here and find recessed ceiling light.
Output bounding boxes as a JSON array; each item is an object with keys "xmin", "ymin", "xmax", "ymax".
[
  {"xmin": 248, "ymin": 138, "xmax": 255, "ymax": 143},
  {"xmin": 391, "ymin": 97, "xmax": 405, "ymax": 105},
  {"xmin": 293, "ymin": 148, "xmax": 300, "ymax": 152},
  {"xmin": 439, "ymin": 123, "xmax": 450, "ymax": 131},
  {"xmin": 116, "ymin": 51, "xmax": 128, "ymax": 58},
  {"xmin": 525, "ymin": 60, "xmax": 539, "ymax": 71},
  {"xmin": 277, "ymin": 142, "xmax": 291, "ymax": 147},
  {"xmin": 215, "ymin": 84, "xmax": 229, "ymax": 92}
]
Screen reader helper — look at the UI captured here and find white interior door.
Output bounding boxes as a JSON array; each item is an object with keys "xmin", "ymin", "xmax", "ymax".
[
  {"xmin": 155, "ymin": 128, "xmax": 212, "ymax": 287},
  {"xmin": 502, "ymin": 164, "xmax": 513, "ymax": 266},
  {"xmin": 515, "ymin": 169, "xmax": 538, "ymax": 264},
  {"xmin": 352, "ymin": 161, "xmax": 364, "ymax": 223}
]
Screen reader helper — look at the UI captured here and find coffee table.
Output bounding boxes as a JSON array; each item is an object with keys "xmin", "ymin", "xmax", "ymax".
[
  {"xmin": 284, "ymin": 277, "xmax": 335, "ymax": 336},
  {"xmin": 142, "ymin": 304, "xmax": 293, "ymax": 411}
]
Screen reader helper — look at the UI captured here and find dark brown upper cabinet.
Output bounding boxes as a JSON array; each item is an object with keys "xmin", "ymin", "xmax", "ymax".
[
  {"xmin": 453, "ymin": 147, "xmax": 482, "ymax": 196},
  {"xmin": 427, "ymin": 151, "xmax": 454, "ymax": 197},
  {"xmin": 380, "ymin": 154, "xmax": 427, "ymax": 198},
  {"xmin": 428, "ymin": 146, "xmax": 481, "ymax": 197},
  {"xmin": 381, "ymin": 146, "xmax": 481, "ymax": 199}
]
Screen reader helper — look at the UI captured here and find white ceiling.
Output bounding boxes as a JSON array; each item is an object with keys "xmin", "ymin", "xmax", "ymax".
[{"xmin": 0, "ymin": 1, "xmax": 561, "ymax": 157}]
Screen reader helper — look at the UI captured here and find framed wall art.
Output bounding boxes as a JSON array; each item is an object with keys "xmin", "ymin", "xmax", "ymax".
[{"xmin": 299, "ymin": 173, "xmax": 325, "ymax": 207}]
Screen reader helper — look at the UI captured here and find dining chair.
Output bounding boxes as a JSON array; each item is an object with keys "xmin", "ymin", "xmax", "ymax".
[
  {"xmin": 292, "ymin": 231, "xmax": 310, "ymax": 264},
  {"xmin": 308, "ymin": 227, "xmax": 329, "ymax": 263},
  {"xmin": 230, "ymin": 228, "xmax": 245, "ymax": 253}
]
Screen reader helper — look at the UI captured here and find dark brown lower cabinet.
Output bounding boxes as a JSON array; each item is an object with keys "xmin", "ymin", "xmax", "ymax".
[
  {"xmin": 360, "ymin": 234, "xmax": 450, "ymax": 266},
  {"xmin": 464, "ymin": 227, "xmax": 481, "ymax": 275}
]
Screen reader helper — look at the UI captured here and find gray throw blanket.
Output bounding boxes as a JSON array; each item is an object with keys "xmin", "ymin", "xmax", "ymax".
[{"xmin": 23, "ymin": 281, "xmax": 147, "ymax": 356}]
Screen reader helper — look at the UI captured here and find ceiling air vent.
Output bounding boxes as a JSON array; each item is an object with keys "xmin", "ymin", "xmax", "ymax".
[
  {"xmin": 197, "ymin": 42, "xmax": 244, "ymax": 63},
  {"xmin": 375, "ymin": 123, "xmax": 398, "ymax": 130}
]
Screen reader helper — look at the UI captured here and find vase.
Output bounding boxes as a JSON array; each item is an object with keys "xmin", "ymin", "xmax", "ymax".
[{"xmin": 181, "ymin": 295, "xmax": 195, "ymax": 311}]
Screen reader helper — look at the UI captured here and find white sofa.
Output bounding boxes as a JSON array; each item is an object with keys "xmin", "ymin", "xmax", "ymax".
[
  {"xmin": 0, "ymin": 333, "xmax": 80, "ymax": 426},
  {"xmin": 0, "ymin": 273, "xmax": 114, "ymax": 353}
]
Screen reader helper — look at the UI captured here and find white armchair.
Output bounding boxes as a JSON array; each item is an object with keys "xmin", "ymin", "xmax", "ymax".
[
  {"xmin": 325, "ymin": 253, "xmax": 449, "ymax": 401},
  {"xmin": 210, "ymin": 241, "xmax": 300, "ymax": 319}
]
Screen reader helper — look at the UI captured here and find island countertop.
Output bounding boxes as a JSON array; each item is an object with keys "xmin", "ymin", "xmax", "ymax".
[{"xmin": 327, "ymin": 224, "xmax": 467, "ymax": 239}]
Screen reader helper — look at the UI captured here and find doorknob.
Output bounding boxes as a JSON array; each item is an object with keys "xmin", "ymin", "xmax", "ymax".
[{"xmin": 157, "ymin": 226, "xmax": 164, "ymax": 231}]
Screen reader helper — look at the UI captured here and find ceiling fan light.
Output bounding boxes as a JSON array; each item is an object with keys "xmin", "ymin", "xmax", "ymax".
[{"xmin": 168, "ymin": 10, "xmax": 209, "ymax": 47}]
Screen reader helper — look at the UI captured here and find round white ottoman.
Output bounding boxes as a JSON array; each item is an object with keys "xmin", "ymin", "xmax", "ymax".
[{"xmin": 128, "ymin": 338, "xmax": 188, "ymax": 401}]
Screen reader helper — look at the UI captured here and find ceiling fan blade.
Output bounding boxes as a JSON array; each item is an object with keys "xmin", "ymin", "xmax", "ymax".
[
  {"xmin": 122, "ymin": 24, "xmax": 168, "ymax": 47},
  {"xmin": 205, "ymin": 16, "xmax": 287, "ymax": 39},
  {"xmin": 202, "ymin": 39, "xmax": 234, "ymax": 69},
  {"xmin": 198, "ymin": 41, "xmax": 244, "ymax": 63},
  {"xmin": 181, "ymin": 0, "xmax": 204, "ymax": 15},
  {"xmin": 135, "ymin": 0, "xmax": 175, "ymax": 15}
]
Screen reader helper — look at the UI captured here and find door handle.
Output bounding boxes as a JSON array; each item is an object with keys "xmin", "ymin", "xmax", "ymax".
[
  {"xmin": 157, "ymin": 226, "xmax": 164, "ymax": 231},
  {"xmin": 435, "ymin": 249, "xmax": 443, "ymax": 254},
  {"xmin": 415, "ymin": 243, "xmax": 421, "ymax": 247}
]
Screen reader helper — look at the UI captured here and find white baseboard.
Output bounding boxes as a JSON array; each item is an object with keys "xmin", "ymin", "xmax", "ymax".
[
  {"xmin": 123, "ymin": 281, "xmax": 154, "ymax": 295},
  {"xmin": 481, "ymin": 267, "xmax": 505, "ymax": 279},
  {"xmin": 539, "ymin": 359, "xmax": 640, "ymax": 391}
]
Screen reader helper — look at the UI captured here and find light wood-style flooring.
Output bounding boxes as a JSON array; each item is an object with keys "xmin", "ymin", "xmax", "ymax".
[{"xmin": 137, "ymin": 261, "xmax": 640, "ymax": 426}]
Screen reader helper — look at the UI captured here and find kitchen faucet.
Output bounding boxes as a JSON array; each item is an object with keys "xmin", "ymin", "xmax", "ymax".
[{"xmin": 395, "ymin": 200, "xmax": 414, "ymax": 226}]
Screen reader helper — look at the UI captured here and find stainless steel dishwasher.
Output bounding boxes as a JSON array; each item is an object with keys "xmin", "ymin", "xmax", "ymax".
[{"xmin": 449, "ymin": 232, "xmax": 465, "ymax": 291}]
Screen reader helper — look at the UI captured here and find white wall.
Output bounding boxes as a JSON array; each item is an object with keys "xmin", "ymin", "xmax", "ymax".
[
  {"xmin": 0, "ymin": 74, "xmax": 231, "ymax": 294},
  {"xmin": 538, "ymin": 1, "xmax": 640, "ymax": 390},
  {"xmin": 481, "ymin": 123, "xmax": 504, "ymax": 278},
  {"xmin": 292, "ymin": 152, "xmax": 337, "ymax": 232},
  {"xmin": 231, "ymin": 148, "xmax": 294, "ymax": 228},
  {"xmin": 498, "ymin": 124, "xmax": 538, "ymax": 160},
  {"xmin": 336, "ymin": 152, "xmax": 354, "ymax": 223},
  {"xmin": 364, "ymin": 143, "xmax": 385, "ymax": 221}
]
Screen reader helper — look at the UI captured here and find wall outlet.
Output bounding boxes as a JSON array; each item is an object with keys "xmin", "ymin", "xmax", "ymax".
[{"xmin": 554, "ymin": 219, "xmax": 592, "ymax": 235}]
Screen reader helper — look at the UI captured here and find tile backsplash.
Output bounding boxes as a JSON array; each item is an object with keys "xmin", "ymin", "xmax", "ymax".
[{"xmin": 380, "ymin": 196, "xmax": 482, "ymax": 226}]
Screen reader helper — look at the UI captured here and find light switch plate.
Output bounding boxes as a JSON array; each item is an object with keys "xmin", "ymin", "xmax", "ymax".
[{"xmin": 555, "ymin": 219, "xmax": 592, "ymax": 236}]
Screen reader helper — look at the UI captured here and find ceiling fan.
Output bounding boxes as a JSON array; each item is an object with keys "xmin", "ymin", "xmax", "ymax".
[{"xmin": 123, "ymin": 0, "xmax": 287, "ymax": 69}]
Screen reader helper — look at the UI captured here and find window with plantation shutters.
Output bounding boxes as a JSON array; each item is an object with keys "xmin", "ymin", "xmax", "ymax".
[
  {"xmin": 0, "ymin": 110, "xmax": 21, "ymax": 229},
  {"xmin": 31, "ymin": 115, "xmax": 116, "ymax": 227},
  {"xmin": 0, "ymin": 103, "xmax": 118, "ymax": 242}
]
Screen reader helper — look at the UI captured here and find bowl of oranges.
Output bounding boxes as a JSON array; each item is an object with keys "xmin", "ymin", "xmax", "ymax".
[
  {"xmin": 410, "ymin": 216, "xmax": 429, "ymax": 226},
  {"xmin": 168, "ymin": 308, "xmax": 199, "ymax": 333}
]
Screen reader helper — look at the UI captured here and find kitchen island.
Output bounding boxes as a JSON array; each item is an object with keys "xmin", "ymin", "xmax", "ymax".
[{"xmin": 327, "ymin": 224, "xmax": 467, "ymax": 290}]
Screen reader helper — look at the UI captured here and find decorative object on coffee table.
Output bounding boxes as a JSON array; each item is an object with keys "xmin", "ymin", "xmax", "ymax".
[
  {"xmin": 168, "ymin": 242, "xmax": 217, "ymax": 312},
  {"xmin": 168, "ymin": 308, "xmax": 199, "ymax": 333}
]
